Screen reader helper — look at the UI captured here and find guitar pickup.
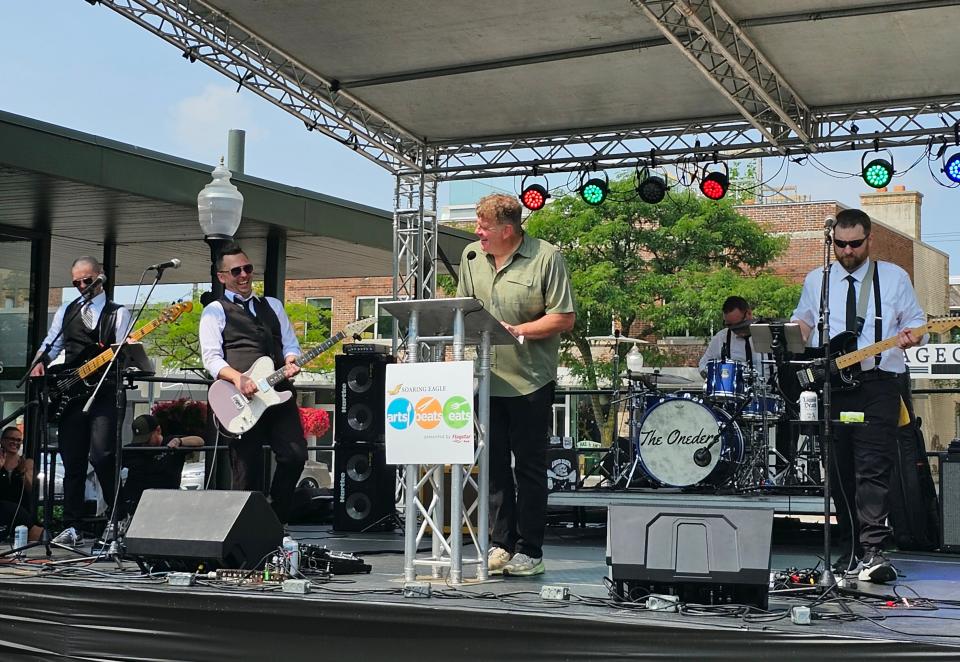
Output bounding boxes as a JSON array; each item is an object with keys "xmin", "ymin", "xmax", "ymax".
[{"xmin": 230, "ymin": 393, "xmax": 248, "ymax": 411}]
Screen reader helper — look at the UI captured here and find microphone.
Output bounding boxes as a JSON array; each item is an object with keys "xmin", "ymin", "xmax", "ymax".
[
  {"xmin": 466, "ymin": 250, "xmax": 477, "ymax": 261},
  {"xmin": 693, "ymin": 447, "xmax": 712, "ymax": 468},
  {"xmin": 147, "ymin": 258, "xmax": 182, "ymax": 271},
  {"xmin": 81, "ymin": 273, "xmax": 107, "ymax": 296}
]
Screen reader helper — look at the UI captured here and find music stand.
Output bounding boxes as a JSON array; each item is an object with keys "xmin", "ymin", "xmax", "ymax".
[{"xmin": 749, "ymin": 323, "xmax": 805, "ymax": 355}]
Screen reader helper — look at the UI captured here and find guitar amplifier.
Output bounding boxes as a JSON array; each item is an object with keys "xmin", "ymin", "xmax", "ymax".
[
  {"xmin": 941, "ymin": 454, "xmax": 960, "ymax": 553},
  {"xmin": 335, "ymin": 353, "xmax": 395, "ymax": 443}
]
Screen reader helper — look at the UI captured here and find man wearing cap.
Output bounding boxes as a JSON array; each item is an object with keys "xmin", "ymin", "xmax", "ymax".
[{"xmin": 121, "ymin": 414, "xmax": 203, "ymax": 517}]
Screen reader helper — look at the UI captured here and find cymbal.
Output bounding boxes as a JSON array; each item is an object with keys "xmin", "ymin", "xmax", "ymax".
[
  {"xmin": 621, "ymin": 370, "xmax": 694, "ymax": 385},
  {"xmin": 587, "ymin": 335, "xmax": 649, "ymax": 344}
]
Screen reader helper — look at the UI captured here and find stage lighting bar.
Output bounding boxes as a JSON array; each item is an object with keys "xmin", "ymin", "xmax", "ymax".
[
  {"xmin": 579, "ymin": 171, "xmax": 609, "ymax": 206},
  {"xmin": 519, "ymin": 176, "xmax": 549, "ymax": 211}
]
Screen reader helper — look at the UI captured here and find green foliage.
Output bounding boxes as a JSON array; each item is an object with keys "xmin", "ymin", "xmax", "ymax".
[
  {"xmin": 140, "ymin": 289, "xmax": 336, "ymax": 375},
  {"xmin": 525, "ymin": 174, "xmax": 798, "ymax": 443}
]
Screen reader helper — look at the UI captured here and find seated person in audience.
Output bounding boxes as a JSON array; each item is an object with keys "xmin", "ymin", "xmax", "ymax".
[
  {"xmin": 0, "ymin": 426, "xmax": 44, "ymax": 542},
  {"xmin": 122, "ymin": 415, "xmax": 203, "ymax": 517}
]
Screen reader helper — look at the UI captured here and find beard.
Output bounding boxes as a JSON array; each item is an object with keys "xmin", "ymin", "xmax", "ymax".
[{"xmin": 837, "ymin": 252, "xmax": 867, "ymax": 272}]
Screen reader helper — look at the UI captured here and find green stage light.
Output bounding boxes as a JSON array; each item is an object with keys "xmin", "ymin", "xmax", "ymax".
[
  {"xmin": 579, "ymin": 172, "xmax": 609, "ymax": 206},
  {"xmin": 861, "ymin": 150, "xmax": 894, "ymax": 189}
]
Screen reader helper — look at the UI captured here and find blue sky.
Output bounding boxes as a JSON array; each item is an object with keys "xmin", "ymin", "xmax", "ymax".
[{"xmin": 2, "ymin": 0, "xmax": 958, "ymax": 295}]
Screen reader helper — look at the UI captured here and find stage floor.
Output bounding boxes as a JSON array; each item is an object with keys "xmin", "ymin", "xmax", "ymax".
[{"xmin": 1, "ymin": 521, "xmax": 958, "ymax": 660}]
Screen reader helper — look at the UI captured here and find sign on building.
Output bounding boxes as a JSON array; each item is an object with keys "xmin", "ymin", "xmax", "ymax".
[{"xmin": 905, "ymin": 344, "xmax": 960, "ymax": 379}]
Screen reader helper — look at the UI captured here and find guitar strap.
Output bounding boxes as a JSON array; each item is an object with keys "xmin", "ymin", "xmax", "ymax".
[{"xmin": 853, "ymin": 259, "xmax": 882, "ymax": 368}]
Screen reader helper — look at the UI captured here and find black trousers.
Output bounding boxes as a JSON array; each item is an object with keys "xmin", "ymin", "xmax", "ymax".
[
  {"xmin": 488, "ymin": 381, "xmax": 555, "ymax": 559},
  {"xmin": 58, "ymin": 388, "xmax": 123, "ymax": 529},
  {"xmin": 228, "ymin": 395, "xmax": 306, "ymax": 524},
  {"xmin": 828, "ymin": 375, "xmax": 899, "ymax": 553}
]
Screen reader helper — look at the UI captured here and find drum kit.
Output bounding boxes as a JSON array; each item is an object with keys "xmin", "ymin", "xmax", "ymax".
[{"xmin": 614, "ymin": 323, "xmax": 816, "ymax": 492}]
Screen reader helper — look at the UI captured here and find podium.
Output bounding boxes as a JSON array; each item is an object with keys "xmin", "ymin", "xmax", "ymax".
[{"xmin": 380, "ymin": 297, "xmax": 517, "ymax": 583}]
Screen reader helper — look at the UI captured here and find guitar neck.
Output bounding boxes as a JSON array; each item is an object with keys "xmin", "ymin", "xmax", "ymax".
[
  {"xmin": 264, "ymin": 330, "xmax": 347, "ymax": 387},
  {"xmin": 834, "ymin": 323, "xmax": 930, "ymax": 370},
  {"xmin": 75, "ymin": 313, "xmax": 173, "ymax": 379}
]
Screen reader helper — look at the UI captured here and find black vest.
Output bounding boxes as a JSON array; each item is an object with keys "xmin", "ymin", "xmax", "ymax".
[
  {"xmin": 62, "ymin": 299, "xmax": 122, "ymax": 365},
  {"xmin": 220, "ymin": 295, "xmax": 284, "ymax": 373}
]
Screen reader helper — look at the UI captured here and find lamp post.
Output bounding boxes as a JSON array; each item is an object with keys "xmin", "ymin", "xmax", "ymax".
[{"xmin": 198, "ymin": 158, "xmax": 243, "ymax": 306}]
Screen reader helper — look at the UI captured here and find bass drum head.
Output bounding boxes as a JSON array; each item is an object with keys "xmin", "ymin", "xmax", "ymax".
[{"xmin": 636, "ymin": 397, "xmax": 743, "ymax": 487}]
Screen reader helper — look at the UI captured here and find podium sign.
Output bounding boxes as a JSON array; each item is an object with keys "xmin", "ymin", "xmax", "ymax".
[{"xmin": 385, "ymin": 361, "xmax": 475, "ymax": 465}]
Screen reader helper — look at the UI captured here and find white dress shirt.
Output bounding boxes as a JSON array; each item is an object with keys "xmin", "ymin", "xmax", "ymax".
[
  {"xmin": 698, "ymin": 328, "xmax": 767, "ymax": 377},
  {"xmin": 199, "ymin": 292, "xmax": 301, "ymax": 379},
  {"xmin": 791, "ymin": 258, "xmax": 926, "ymax": 373},
  {"xmin": 38, "ymin": 292, "xmax": 132, "ymax": 362}
]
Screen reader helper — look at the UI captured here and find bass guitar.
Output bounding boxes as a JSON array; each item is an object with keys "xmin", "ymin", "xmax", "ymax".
[
  {"xmin": 47, "ymin": 301, "xmax": 193, "ymax": 421},
  {"xmin": 796, "ymin": 317, "xmax": 960, "ymax": 391},
  {"xmin": 208, "ymin": 317, "xmax": 376, "ymax": 434}
]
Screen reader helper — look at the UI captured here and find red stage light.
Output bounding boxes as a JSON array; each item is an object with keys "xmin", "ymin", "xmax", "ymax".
[
  {"xmin": 699, "ymin": 169, "xmax": 729, "ymax": 201},
  {"xmin": 520, "ymin": 184, "xmax": 548, "ymax": 211}
]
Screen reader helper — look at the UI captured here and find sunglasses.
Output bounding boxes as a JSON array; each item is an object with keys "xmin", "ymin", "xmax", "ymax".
[
  {"xmin": 72, "ymin": 277, "xmax": 96, "ymax": 288},
  {"xmin": 2, "ymin": 437, "xmax": 22, "ymax": 443},
  {"xmin": 834, "ymin": 237, "xmax": 867, "ymax": 249},
  {"xmin": 219, "ymin": 264, "xmax": 254, "ymax": 277}
]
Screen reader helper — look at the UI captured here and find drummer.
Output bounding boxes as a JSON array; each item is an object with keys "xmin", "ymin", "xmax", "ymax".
[{"xmin": 698, "ymin": 296, "xmax": 766, "ymax": 378}]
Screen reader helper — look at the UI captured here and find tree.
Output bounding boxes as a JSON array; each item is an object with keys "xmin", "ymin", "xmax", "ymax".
[
  {"xmin": 139, "ymin": 289, "xmax": 337, "ymax": 376},
  {"xmin": 526, "ymin": 174, "xmax": 798, "ymax": 444}
]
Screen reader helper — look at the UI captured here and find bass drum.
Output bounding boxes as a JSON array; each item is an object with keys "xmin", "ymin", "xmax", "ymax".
[{"xmin": 634, "ymin": 397, "xmax": 744, "ymax": 487}]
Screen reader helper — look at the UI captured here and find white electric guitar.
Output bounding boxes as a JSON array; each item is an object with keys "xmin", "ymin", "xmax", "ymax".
[{"xmin": 208, "ymin": 317, "xmax": 376, "ymax": 434}]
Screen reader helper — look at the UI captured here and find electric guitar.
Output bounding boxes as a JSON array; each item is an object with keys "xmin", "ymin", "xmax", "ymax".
[
  {"xmin": 208, "ymin": 317, "xmax": 376, "ymax": 434},
  {"xmin": 47, "ymin": 301, "xmax": 193, "ymax": 421},
  {"xmin": 796, "ymin": 317, "xmax": 960, "ymax": 391}
]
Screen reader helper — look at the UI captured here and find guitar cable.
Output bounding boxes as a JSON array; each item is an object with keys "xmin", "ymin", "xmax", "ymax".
[{"xmin": 204, "ymin": 426, "xmax": 222, "ymax": 491}]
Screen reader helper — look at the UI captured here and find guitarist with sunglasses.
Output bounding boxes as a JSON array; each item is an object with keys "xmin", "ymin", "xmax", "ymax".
[
  {"xmin": 198, "ymin": 244, "xmax": 307, "ymax": 524},
  {"xmin": 30, "ymin": 256, "xmax": 132, "ymax": 546},
  {"xmin": 791, "ymin": 208, "xmax": 926, "ymax": 584}
]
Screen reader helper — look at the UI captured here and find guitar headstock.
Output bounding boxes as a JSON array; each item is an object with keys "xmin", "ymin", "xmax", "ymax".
[
  {"xmin": 344, "ymin": 317, "xmax": 377, "ymax": 338},
  {"xmin": 925, "ymin": 316, "xmax": 960, "ymax": 336},
  {"xmin": 159, "ymin": 301, "xmax": 194, "ymax": 323}
]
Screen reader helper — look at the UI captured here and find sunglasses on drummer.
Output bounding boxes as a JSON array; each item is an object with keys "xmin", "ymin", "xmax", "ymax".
[
  {"xmin": 834, "ymin": 237, "xmax": 867, "ymax": 249},
  {"xmin": 219, "ymin": 264, "xmax": 254, "ymax": 277},
  {"xmin": 71, "ymin": 276, "xmax": 96, "ymax": 288}
]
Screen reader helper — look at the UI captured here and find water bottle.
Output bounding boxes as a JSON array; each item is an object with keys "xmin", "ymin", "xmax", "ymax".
[
  {"xmin": 799, "ymin": 390, "xmax": 818, "ymax": 422},
  {"xmin": 282, "ymin": 536, "xmax": 299, "ymax": 576},
  {"xmin": 14, "ymin": 525, "xmax": 28, "ymax": 551}
]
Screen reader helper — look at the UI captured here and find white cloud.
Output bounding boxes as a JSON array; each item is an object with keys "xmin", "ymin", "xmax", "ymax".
[{"xmin": 168, "ymin": 84, "xmax": 264, "ymax": 161}]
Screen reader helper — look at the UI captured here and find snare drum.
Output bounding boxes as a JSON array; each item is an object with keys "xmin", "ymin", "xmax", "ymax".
[
  {"xmin": 634, "ymin": 397, "xmax": 744, "ymax": 487},
  {"xmin": 704, "ymin": 360, "xmax": 746, "ymax": 402},
  {"xmin": 741, "ymin": 394, "xmax": 785, "ymax": 421}
]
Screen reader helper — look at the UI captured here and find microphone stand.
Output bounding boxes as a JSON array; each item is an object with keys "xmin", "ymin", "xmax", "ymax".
[
  {"xmin": 83, "ymin": 266, "xmax": 168, "ymax": 562},
  {"xmin": 816, "ymin": 221, "xmax": 836, "ymax": 588}
]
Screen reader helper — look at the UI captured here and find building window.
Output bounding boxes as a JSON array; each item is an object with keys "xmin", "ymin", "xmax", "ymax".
[
  {"xmin": 302, "ymin": 297, "xmax": 332, "ymax": 340},
  {"xmin": 356, "ymin": 296, "xmax": 397, "ymax": 340}
]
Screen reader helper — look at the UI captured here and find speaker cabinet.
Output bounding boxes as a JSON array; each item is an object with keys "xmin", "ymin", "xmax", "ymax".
[
  {"xmin": 125, "ymin": 490, "xmax": 283, "ymax": 570},
  {"xmin": 607, "ymin": 504, "xmax": 773, "ymax": 609},
  {"xmin": 941, "ymin": 456, "xmax": 960, "ymax": 553},
  {"xmin": 335, "ymin": 353, "xmax": 395, "ymax": 443},
  {"xmin": 333, "ymin": 441, "xmax": 397, "ymax": 532}
]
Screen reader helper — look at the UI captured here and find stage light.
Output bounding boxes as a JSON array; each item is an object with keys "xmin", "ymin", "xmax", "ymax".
[
  {"xmin": 636, "ymin": 167, "xmax": 667, "ymax": 204},
  {"xmin": 944, "ymin": 153, "xmax": 960, "ymax": 184},
  {"xmin": 699, "ymin": 162, "xmax": 729, "ymax": 201},
  {"xmin": 861, "ymin": 149, "xmax": 894, "ymax": 189},
  {"xmin": 519, "ymin": 176, "xmax": 549, "ymax": 211},
  {"xmin": 579, "ymin": 171, "xmax": 609, "ymax": 206}
]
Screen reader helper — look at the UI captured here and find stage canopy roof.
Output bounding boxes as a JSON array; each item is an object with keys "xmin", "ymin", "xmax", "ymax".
[
  {"xmin": 96, "ymin": 0, "xmax": 960, "ymax": 178},
  {"xmin": 0, "ymin": 110, "xmax": 471, "ymax": 286}
]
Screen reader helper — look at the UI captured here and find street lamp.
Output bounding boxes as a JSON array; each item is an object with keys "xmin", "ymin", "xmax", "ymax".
[{"xmin": 198, "ymin": 158, "xmax": 243, "ymax": 306}]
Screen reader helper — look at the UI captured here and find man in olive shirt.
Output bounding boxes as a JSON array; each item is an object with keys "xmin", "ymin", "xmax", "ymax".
[{"xmin": 457, "ymin": 193, "xmax": 576, "ymax": 577}]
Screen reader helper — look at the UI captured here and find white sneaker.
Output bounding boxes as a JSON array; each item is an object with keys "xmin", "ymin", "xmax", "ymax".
[
  {"xmin": 52, "ymin": 527, "xmax": 82, "ymax": 547},
  {"xmin": 488, "ymin": 546, "xmax": 512, "ymax": 575},
  {"xmin": 502, "ymin": 553, "xmax": 545, "ymax": 577}
]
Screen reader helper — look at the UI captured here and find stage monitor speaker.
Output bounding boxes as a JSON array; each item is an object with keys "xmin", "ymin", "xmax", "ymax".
[
  {"xmin": 607, "ymin": 504, "xmax": 773, "ymax": 609},
  {"xmin": 941, "ymin": 456, "xmax": 960, "ymax": 553},
  {"xmin": 333, "ymin": 441, "xmax": 397, "ymax": 532},
  {"xmin": 125, "ymin": 490, "xmax": 283, "ymax": 570},
  {"xmin": 335, "ymin": 353, "xmax": 395, "ymax": 443}
]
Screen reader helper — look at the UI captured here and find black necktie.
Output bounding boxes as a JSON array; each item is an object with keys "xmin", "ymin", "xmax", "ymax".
[
  {"xmin": 244, "ymin": 297, "xmax": 256, "ymax": 318},
  {"xmin": 845, "ymin": 275, "xmax": 857, "ymax": 333}
]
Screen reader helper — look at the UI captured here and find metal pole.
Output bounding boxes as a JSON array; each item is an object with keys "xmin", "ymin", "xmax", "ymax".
[
  {"xmin": 448, "ymin": 307, "xmax": 466, "ymax": 583},
  {"xmin": 403, "ymin": 310, "xmax": 420, "ymax": 582},
  {"xmin": 227, "ymin": 129, "xmax": 246, "ymax": 175},
  {"xmin": 476, "ymin": 329, "xmax": 492, "ymax": 580}
]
